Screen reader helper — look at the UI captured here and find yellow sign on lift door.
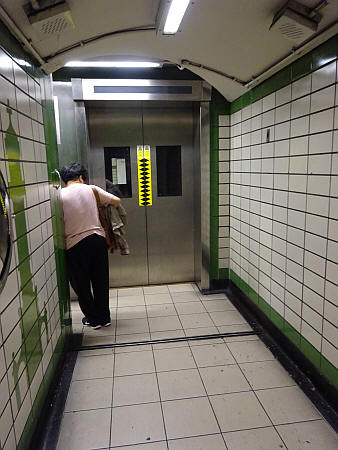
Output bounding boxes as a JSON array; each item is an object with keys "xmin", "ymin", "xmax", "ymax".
[{"xmin": 137, "ymin": 145, "xmax": 152, "ymax": 206}]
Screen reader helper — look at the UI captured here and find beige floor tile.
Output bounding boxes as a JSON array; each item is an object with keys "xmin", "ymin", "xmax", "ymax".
[
  {"xmin": 72, "ymin": 354, "xmax": 114, "ymax": 381},
  {"xmin": 111, "ymin": 443, "xmax": 167, "ymax": 450},
  {"xmin": 210, "ymin": 391, "xmax": 271, "ymax": 432},
  {"xmin": 202, "ymin": 299, "xmax": 236, "ymax": 312},
  {"xmin": 149, "ymin": 316, "xmax": 182, "ymax": 332},
  {"xmin": 168, "ymin": 283, "xmax": 195, "ymax": 293},
  {"xmin": 209, "ymin": 310, "xmax": 248, "ymax": 326},
  {"xmin": 223, "ymin": 426, "xmax": 286, "ymax": 450},
  {"xmin": 115, "ymin": 332, "xmax": 150, "ymax": 344},
  {"xmin": 185, "ymin": 326, "xmax": 219, "ymax": 340},
  {"xmin": 110, "ymin": 403, "xmax": 165, "ymax": 447},
  {"xmin": 109, "ymin": 297, "xmax": 118, "ymax": 307},
  {"xmin": 240, "ymin": 360, "xmax": 296, "ymax": 390},
  {"xmin": 180, "ymin": 313, "xmax": 215, "ymax": 329},
  {"xmin": 71, "ymin": 310, "xmax": 84, "ymax": 324},
  {"xmin": 168, "ymin": 434, "xmax": 227, "ymax": 450},
  {"xmin": 65, "ymin": 378, "xmax": 113, "ymax": 411},
  {"xmin": 113, "ymin": 373, "xmax": 159, "ymax": 406},
  {"xmin": 171, "ymin": 292, "xmax": 200, "ymax": 303},
  {"xmin": 109, "ymin": 288, "xmax": 118, "ymax": 297},
  {"xmin": 162, "ymin": 397, "xmax": 219, "ymax": 439},
  {"xmin": 83, "ymin": 325, "xmax": 116, "ymax": 337},
  {"xmin": 256, "ymin": 386, "xmax": 321, "ymax": 424},
  {"xmin": 276, "ymin": 419, "xmax": 338, "ymax": 449},
  {"xmin": 143, "ymin": 285, "xmax": 169, "ymax": 294},
  {"xmin": 145, "ymin": 293, "xmax": 173, "ymax": 305},
  {"xmin": 154, "ymin": 347, "xmax": 196, "ymax": 372},
  {"xmin": 118, "ymin": 287, "xmax": 144, "ymax": 297},
  {"xmin": 218, "ymin": 323, "xmax": 253, "ymax": 338},
  {"xmin": 175, "ymin": 302, "xmax": 206, "ymax": 314},
  {"xmin": 151, "ymin": 330, "xmax": 188, "ymax": 349},
  {"xmin": 146, "ymin": 303, "xmax": 177, "ymax": 317},
  {"xmin": 157, "ymin": 368, "xmax": 206, "ymax": 401},
  {"xmin": 117, "ymin": 306, "xmax": 147, "ymax": 320},
  {"xmin": 199, "ymin": 365, "xmax": 251, "ymax": 395},
  {"xmin": 227, "ymin": 340, "xmax": 274, "ymax": 363},
  {"xmin": 116, "ymin": 318, "xmax": 149, "ymax": 335},
  {"xmin": 114, "ymin": 350, "xmax": 155, "ymax": 376},
  {"xmin": 115, "ymin": 343, "xmax": 153, "ymax": 353},
  {"xmin": 191, "ymin": 343, "xmax": 235, "ymax": 367},
  {"xmin": 57, "ymin": 408, "xmax": 111, "ymax": 450},
  {"xmin": 189, "ymin": 336, "xmax": 224, "ymax": 346},
  {"xmin": 78, "ymin": 348, "xmax": 113, "ymax": 357},
  {"xmin": 118, "ymin": 295, "xmax": 145, "ymax": 307},
  {"xmin": 82, "ymin": 334, "xmax": 116, "ymax": 347}
]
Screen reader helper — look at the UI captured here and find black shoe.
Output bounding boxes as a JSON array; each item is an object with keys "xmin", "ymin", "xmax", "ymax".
[
  {"xmin": 82, "ymin": 317, "xmax": 90, "ymax": 326},
  {"xmin": 82, "ymin": 317, "xmax": 101, "ymax": 329},
  {"xmin": 101, "ymin": 321, "xmax": 111, "ymax": 327}
]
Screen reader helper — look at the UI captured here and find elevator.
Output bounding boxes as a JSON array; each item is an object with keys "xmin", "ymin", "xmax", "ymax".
[{"xmin": 54, "ymin": 79, "xmax": 211, "ymax": 289}]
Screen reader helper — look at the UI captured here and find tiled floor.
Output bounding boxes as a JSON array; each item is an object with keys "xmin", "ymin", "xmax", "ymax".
[{"xmin": 57, "ymin": 283, "xmax": 338, "ymax": 450}]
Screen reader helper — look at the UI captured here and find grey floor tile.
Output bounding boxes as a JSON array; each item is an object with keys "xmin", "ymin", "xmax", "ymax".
[
  {"xmin": 154, "ymin": 347, "xmax": 196, "ymax": 372},
  {"xmin": 72, "ymin": 354, "xmax": 114, "ymax": 381},
  {"xmin": 276, "ymin": 419, "xmax": 338, "ymax": 449},
  {"xmin": 109, "ymin": 288, "xmax": 118, "ymax": 297},
  {"xmin": 256, "ymin": 386, "xmax": 322, "ymax": 424},
  {"xmin": 117, "ymin": 306, "xmax": 147, "ymax": 320},
  {"xmin": 199, "ymin": 365, "xmax": 251, "ymax": 395},
  {"xmin": 145, "ymin": 293, "xmax": 173, "ymax": 305},
  {"xmin": 199, "ymin": 293, "xmax": 227, "ymax": 300},
  {"xmin": 57, "ymin": 408, "xmax": 111, "ymax": 450},
  {"xmin": 118, "ymin": 295, "xmax": 145, "ymax": 307},
  {"xmin": 146, "ymin": 303, "xmax": 177, "ymax": 317},
  {"xmin": 114, "ymin": 350, "xmax": 155, "ymax": 376},
  {"xmin": 168, "ymin": 283, "xmax": 195, "ymax": 293},
  {"xmin": 143, "ymin": 285, "xmax": 169, "ymax": 294},
  {"xmin": 202, "ymin": 300, "xmax": 236, "ymax": 312},
  {"xmin": 171, "ymin": 292, "xmax": 201, "ymax": 303},
  {"xmin": 210, "ymin": 391, "xmax": 272, "ymax": 432},
  {"xmin": 116, "ymin": 318, "xmax": 149, "ymax": 335},
  {"xmin": 110, "ymin": 402, "xmax": 165, "ymax": 447},
  {"xmin": 113, "ymin": 373, "xmax": 159, "ymax": 406},
  {"xmin": 65, "ymin": 378, "xmax": 113, "ymax": 412},
  {"xmin": 151, "ymin": 330, "xmax": 188, "ymax": 349},
  {"xmin": 185, "ymin": 326, "xmax": 219, "ymax": 339},
  {"xmin": 81, "ymin": 334, "xmax": 116, "ymax": 347},
  {"xmin": 118, "ymin": 287, "xmax": 144, "ymax": 297},
  {"xmin": 223, "ymin": 426, "xmax": 286, "ymax": 450},
  {"xmin": 78, "ymin": 348, "xmax": 114, "ymax": 357},
  {"xmin": 239, "ymin": 360, "xmax": 296, "ymax": 390},
  {"xmin": 180, "ymin": 313, "xmax": 215, "ymax": 329},
  {"xmin": 227, "ymin": 340, "xmax": 274, "ymax": 363},
  {"xmin": 83, "ymin": 326, "xmax": 116, "ymax": 338},
  {"xmin": 191, "ymin": 343, "xmax": 236, "ymax": 367},
  {"xmin": 110, "ymin": 443, "xmax": 167, "ymax": 450},
  {"xmin": 175, "ymin": 302, "xmax": 206, "ymax": 314},
  {"xmin": 157, "ymin": 368, "xmax": 206, "ymax": 401},
  {"xmin": 168, "ymin": 434, "xmax": 226, "ymax": 450},
  {"xmin": 162, "ymin": 397, "xmax": 219, "ymax": 439},
  {"xmin": 148, "ymin": 316, "xmax": 182, "ymax": 332},
  {"xmin": 115, "ymin": 333, "xmax": 150, "ymax": 345},
  {"xmin": 209, "ymin": 310, "xmax": 248, "ymax": 326}
]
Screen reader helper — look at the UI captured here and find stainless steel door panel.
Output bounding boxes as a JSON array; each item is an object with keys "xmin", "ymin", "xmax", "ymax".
[
  {"xmin": 142, "ymin": 105, "xmax": 195, "ymax": 284},
  {"xmin": 86, "ymin": 104, "xmax": 149, "ymax": 287}
]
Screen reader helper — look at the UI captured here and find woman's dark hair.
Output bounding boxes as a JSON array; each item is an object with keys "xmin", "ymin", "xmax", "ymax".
[{"xmin": 60, "ymin": 163, "xmax": 88, "ymax": 184}]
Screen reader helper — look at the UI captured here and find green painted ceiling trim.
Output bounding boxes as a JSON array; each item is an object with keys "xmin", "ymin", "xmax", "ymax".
[
  {"xmin": 230, "ymin": 34, "xmax": 338, "ymax": 114},
  {"xmin": 229, "ymin": 269, "xmax": 338, "ymax": 390}
]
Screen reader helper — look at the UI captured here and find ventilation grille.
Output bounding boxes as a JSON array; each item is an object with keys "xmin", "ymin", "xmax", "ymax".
[
  {"xmin": 37, "ymin": 14, "xmax": 70, "ymax": 34},
  {"xmin": 270, "ymin": 7, "xmax": 317, "ymax": 44},
  {"xmin": 25, "ymin": 1, "xmax": 73, "ymax": 35}
]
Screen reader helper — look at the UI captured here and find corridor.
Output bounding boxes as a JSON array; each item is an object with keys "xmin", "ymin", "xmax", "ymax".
[{"xmin": 56, "ymin": 284, "xmax": 338, "ymax": 449}]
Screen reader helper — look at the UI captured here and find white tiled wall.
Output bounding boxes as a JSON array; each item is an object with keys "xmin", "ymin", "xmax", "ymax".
[
  {"xmin": 0, "ymin": 47, "xmax": 62, "ymax": 449},
  {"xmin": 218, "ymin": 115, "xmax": 230, "ymax": 270},
  {"xmin": 229, "ymin": 60, "xmax": 338, "ymax": 369}
]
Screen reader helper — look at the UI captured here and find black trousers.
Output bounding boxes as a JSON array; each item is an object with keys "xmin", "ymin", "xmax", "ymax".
[{"xmin": 66, "ymin": 233, "xmax": 110, "ymax": 325}]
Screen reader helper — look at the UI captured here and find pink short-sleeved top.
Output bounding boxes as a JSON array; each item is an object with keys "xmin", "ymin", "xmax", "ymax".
[{"xmin": 60, "ymin": 183, "xmax": 116, "ymax": 250}]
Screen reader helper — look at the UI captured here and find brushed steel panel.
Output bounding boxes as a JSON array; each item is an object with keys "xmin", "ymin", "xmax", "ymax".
[
  {"xmin": 142, "ymin": 103, "xmax": 195, "ymax": 284},
  {"xmin": 86, "ymin": 102, "xmax": 149, "ymax": 287}
]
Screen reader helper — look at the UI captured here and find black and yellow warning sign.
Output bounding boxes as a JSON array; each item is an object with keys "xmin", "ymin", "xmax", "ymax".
[{"xmin": 137, "ymin": 145, "xmax": 152, "ymax": 206}]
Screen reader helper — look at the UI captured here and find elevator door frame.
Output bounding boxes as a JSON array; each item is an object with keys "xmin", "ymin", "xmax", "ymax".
[{"xmin": 72, "ymin": 79, "xmax": 211, "ymax": 290}]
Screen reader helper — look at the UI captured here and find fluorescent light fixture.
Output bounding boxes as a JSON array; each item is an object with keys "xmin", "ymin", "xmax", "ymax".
[
  {"xmin": 163, "ymin": 0, "xmax": 190, "ymax": 34},
  {"xmin": 64, "ymin": 61, "xmax": 161, "ymax": 68}
]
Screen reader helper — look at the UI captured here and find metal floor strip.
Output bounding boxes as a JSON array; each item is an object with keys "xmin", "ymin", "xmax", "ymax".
[{"xmin": 75, "ymin": 330, "xmax": 258, "ymax": 352}]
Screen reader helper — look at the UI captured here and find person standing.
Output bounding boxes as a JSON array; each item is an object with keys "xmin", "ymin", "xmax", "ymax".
[{"xmin": 60, "ymin": 163, "xmax": 120, "ymax": 329}]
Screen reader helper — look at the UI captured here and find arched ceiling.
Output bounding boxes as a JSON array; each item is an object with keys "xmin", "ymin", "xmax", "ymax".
[{"xmin": 1, "ymin": 0, "xmax": 338, "ymax": 100}]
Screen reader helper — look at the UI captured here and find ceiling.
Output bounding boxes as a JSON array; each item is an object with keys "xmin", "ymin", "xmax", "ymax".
[{"xmin": 1, "ymin": 0, "xmax": 338, "ymax": 100}]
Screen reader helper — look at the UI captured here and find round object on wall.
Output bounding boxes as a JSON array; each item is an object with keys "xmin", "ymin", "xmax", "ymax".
[{"xmin": 0, "ymin": 169, "xmax": 13, "ymax": 296}]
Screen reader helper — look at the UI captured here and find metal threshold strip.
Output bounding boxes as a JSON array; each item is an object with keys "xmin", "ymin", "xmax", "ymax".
[{"xmin": 76, "ymin": 330, "xmax": 258, "ymax": 352}]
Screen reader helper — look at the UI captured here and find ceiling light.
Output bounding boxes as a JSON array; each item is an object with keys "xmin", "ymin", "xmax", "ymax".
[
  {"xmin": 157, "ymin": 0, "xmax": 190, "ymax": 35},
  {"xmin": 64, "ymin": 61, "xmax": 162, "ymax": 68}
]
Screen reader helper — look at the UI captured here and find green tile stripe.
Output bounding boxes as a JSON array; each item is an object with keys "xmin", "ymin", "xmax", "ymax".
[
  {"xmin": 230, "ymin": 34, "xmax": 338, "ymax": 114},
  {"xmin": 210, "ymin": 89, "xmax": 230, "ymax": 280},
  {"xmin": 229, "ymin": 269, "xmax": 338, "ymax": 390},
  {"xmin": 16, "ymin": 330, "xmax": 67, "ymax": 450}
]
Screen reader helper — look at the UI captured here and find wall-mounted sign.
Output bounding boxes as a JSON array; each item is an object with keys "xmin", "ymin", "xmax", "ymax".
[
  {"xmin": 137, "ymin": 145, "xmax": 152, "ymax": 206},
  {"xmin": 0, "ymin": 169, "xmax": 12, "ymax": 295}
]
